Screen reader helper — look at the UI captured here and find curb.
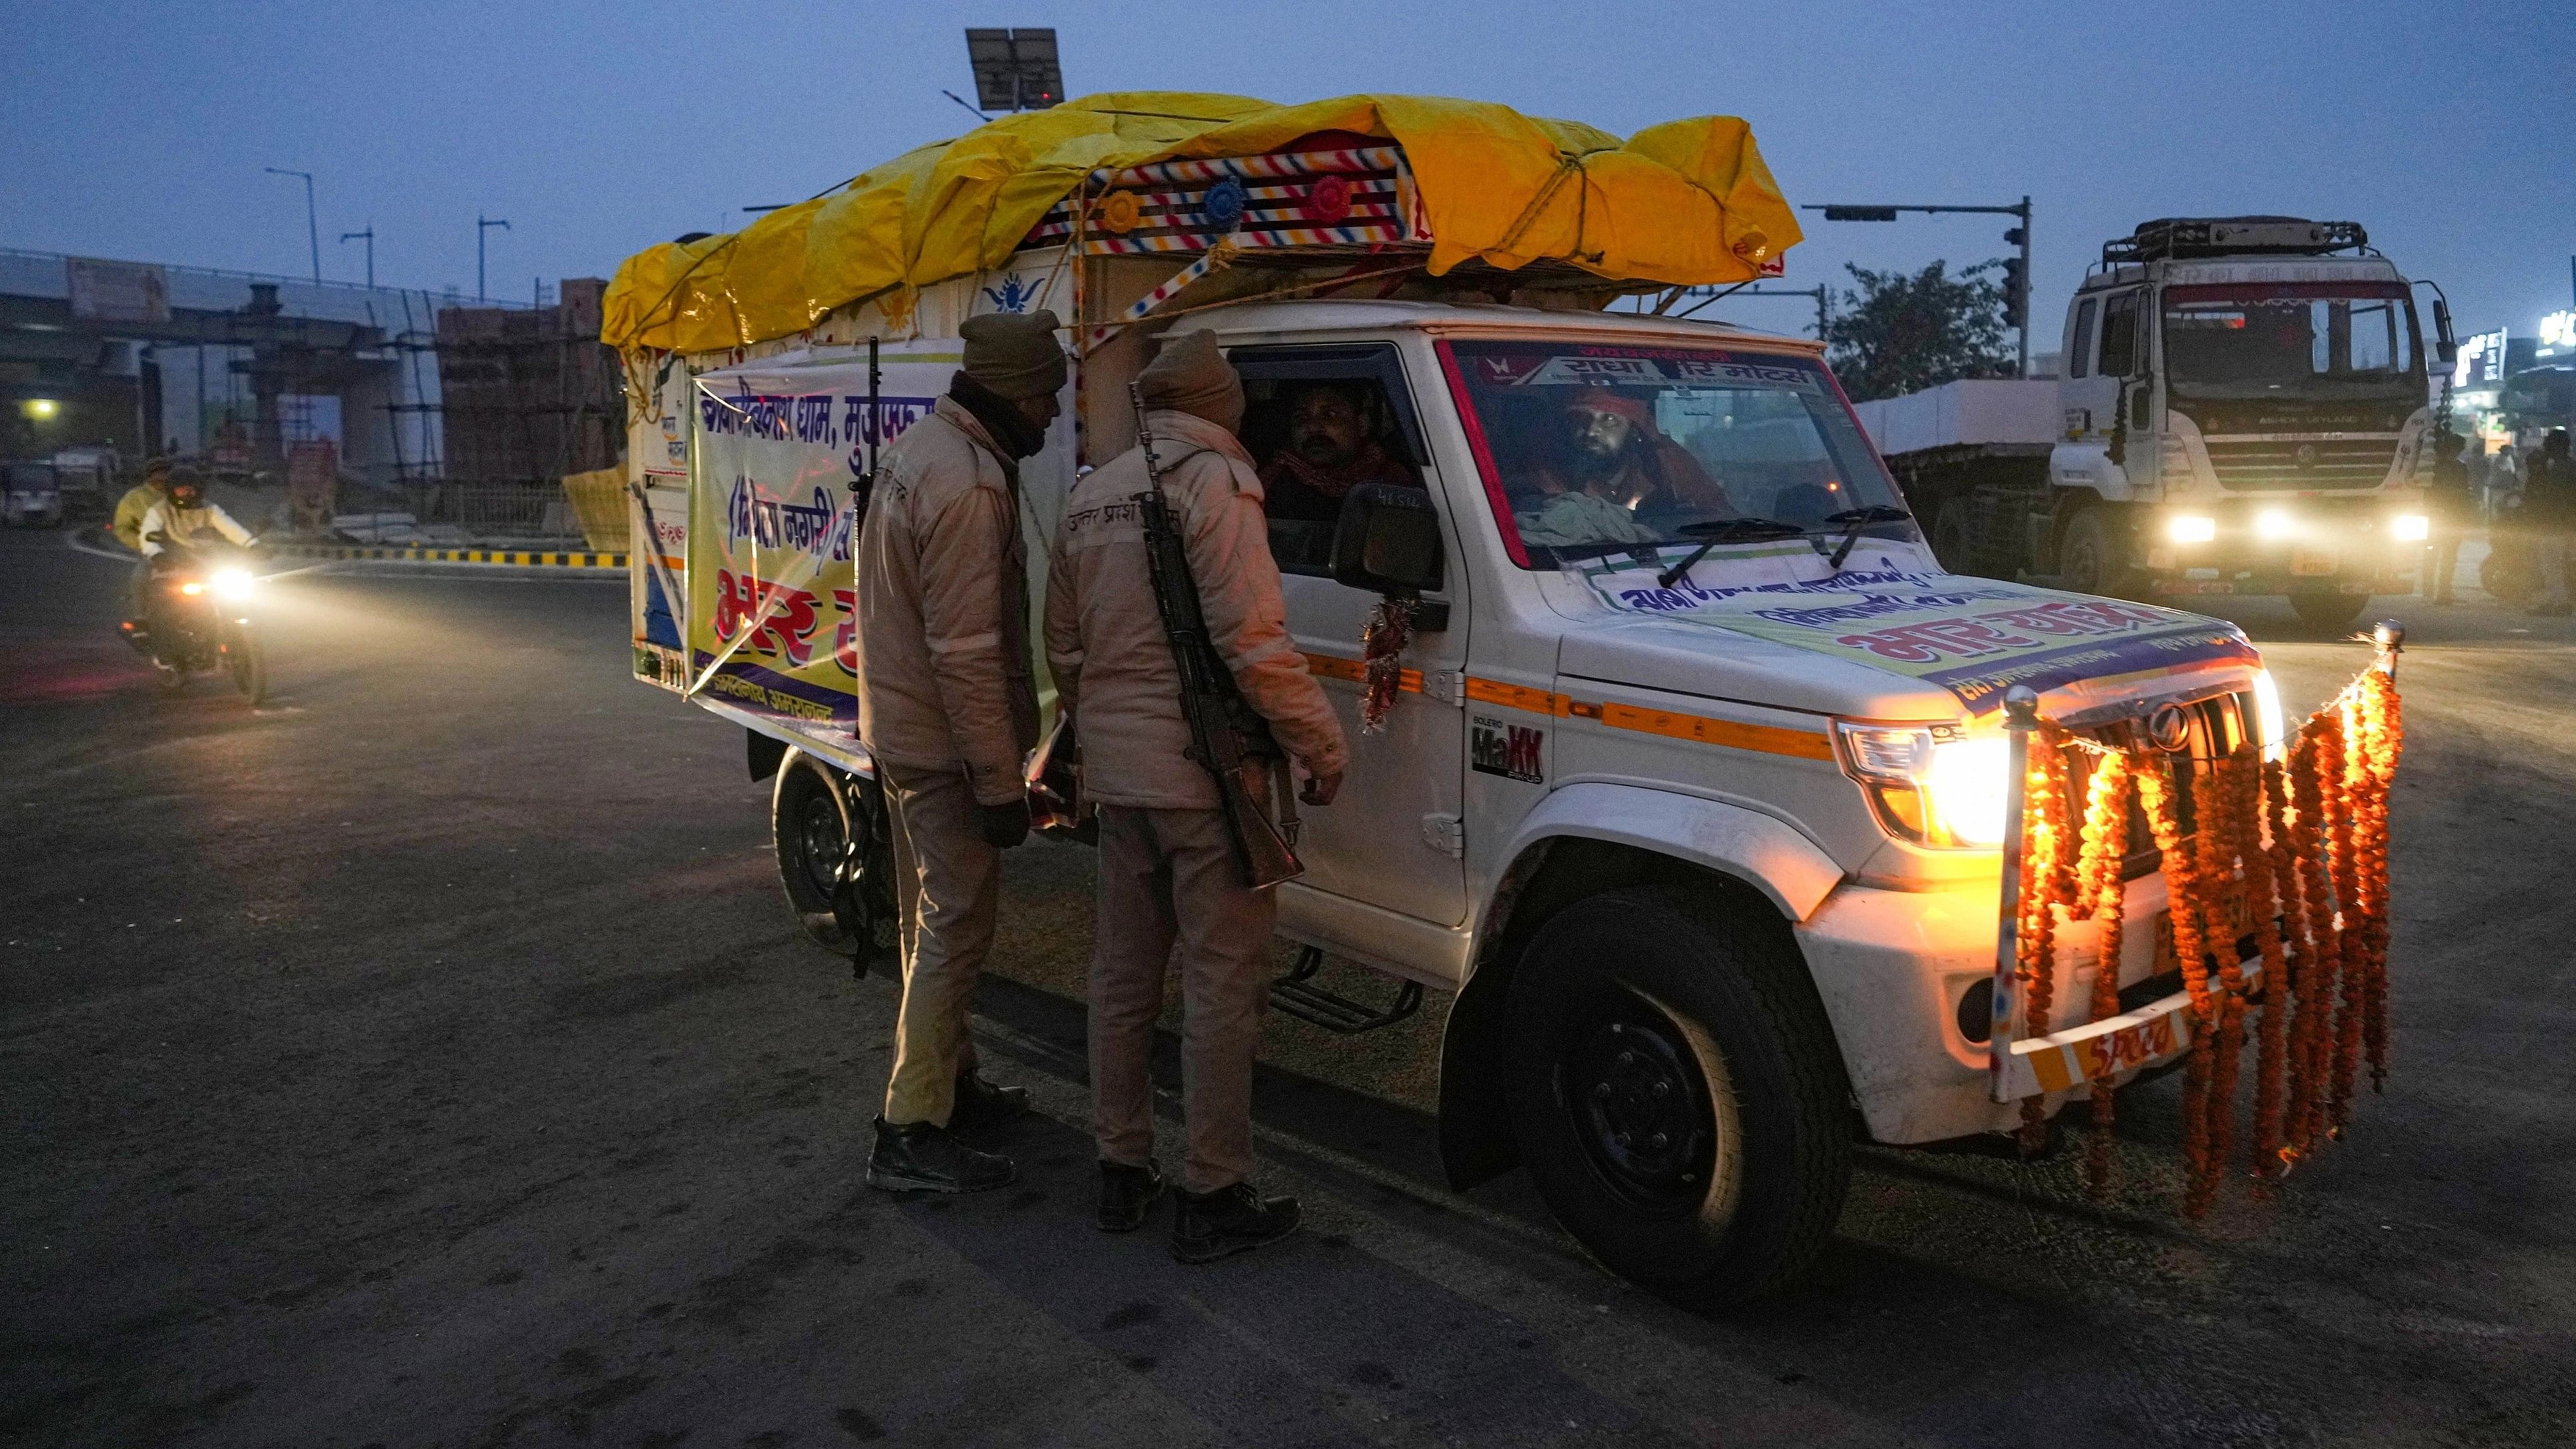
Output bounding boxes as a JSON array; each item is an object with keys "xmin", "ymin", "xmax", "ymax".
[{"xmin": 269, "ymin": 544, "xmax": 628, "ymax": 570}]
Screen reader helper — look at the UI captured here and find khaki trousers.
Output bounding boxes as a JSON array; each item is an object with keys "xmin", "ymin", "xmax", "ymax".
[
  {"xmin": 1089, "ymin": 802, "xmax": 1277, "ymax": 1195},
  {"xmin": 881, "ymin": 761, "xmax": 996, "ymax": 1127}
]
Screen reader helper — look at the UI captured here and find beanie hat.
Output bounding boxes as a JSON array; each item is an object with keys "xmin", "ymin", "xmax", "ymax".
[
  {"xmin": 1137, "ymin": 328, "xmax": 1244, "ymax": 432},
  {"xmin": 958, "ymin": 310, "xmax": 1068, "ymax": 400}
]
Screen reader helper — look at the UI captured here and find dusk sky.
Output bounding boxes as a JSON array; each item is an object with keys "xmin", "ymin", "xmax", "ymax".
[{"xmin": 7, "ymin": 1, "xmax": 2571, "ymax": 340}]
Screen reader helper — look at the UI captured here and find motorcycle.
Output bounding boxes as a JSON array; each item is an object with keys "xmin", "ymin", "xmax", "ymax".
[
  {"xmin": 2480, "ymin": 490, "xmax": 2538, "ymax": 606},
  {"xmin": 120, "ymin": 534, "xmax": 268, "ymax": 705}
]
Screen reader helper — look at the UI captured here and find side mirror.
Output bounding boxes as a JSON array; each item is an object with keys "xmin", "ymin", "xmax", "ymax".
[{"xmin": 1330, "ymin": 483, "xmax": 1443, "ymax": 599}]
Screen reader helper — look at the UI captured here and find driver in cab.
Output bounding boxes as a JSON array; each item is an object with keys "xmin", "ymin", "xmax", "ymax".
[{"xmin": 1512, "ymin": 387, "xmax": 1733, "ymax": 550}]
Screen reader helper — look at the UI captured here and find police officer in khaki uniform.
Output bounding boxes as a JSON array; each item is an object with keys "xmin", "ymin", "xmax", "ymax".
[
  {"xmin": 1045, "ymin": 330, "xmax": 1349, "ymax": 1260},
  {"xmin": 855, "ymin": 310, "xmax": 1064, "ymax": 1193}
]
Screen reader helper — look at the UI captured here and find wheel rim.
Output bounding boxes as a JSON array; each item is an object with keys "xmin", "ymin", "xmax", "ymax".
[
  {"xmin": 1933, "ymin": 507, "xmax": 1972, "ymax": 571},
  {"xmin": 1561, "ymin": 1002, "xmax": 1718, "ymax": 1217},
  {"xmin": 795, "ymin": 787, "xmax": 845, "ymax": 903},
  {"xmin": 2061, "ymin": 526, "xmax": 2101, "ymax": 592}
]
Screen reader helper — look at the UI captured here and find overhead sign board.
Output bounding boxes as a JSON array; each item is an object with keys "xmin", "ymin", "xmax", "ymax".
[{"xmin": 65, "ymin": 258, "xmax": 171, "ymax": 325}]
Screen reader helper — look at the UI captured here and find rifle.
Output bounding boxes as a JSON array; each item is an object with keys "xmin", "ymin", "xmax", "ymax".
[{"xmin": 1128, "ymin": 381, "xmax": 1305, "ymax": 889}]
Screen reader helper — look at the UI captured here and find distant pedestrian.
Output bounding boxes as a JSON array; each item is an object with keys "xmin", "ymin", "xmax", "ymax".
[
  {"xmin": 1045, "ymin": 330, "xmax": 1349, "ymax": 1261},
  {"xmin": 853, "ymin": 310, "xmax": 1067, "ymax": 1193},
  {"xmin": 2525, "ymin": 429, "xmax": 2575, "ymax": 616},
  {"xmin": 2422, "ymin": 429, "xmax": 2474, "ymax": 605}
]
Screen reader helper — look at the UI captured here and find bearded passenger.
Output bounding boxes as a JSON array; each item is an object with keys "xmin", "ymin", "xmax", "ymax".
[
  {"xmin": 1256, "ymin": 381, "xmax": 1418, "ymax": 521},
  {"xmin": 1513, "ymin": 387, "xmax": 1733, "ymax": 549}
]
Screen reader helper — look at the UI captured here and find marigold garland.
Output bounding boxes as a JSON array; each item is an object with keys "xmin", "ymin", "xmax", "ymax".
[{"xmin": 2005, "ymin": 656, "xmax": 2403, "ymax": 1216}]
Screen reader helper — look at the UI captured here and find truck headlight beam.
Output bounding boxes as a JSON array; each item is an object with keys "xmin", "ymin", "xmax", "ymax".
[{"xmin": 2166, "ymin": 513, "xmax": 2217, "ymax": 544}]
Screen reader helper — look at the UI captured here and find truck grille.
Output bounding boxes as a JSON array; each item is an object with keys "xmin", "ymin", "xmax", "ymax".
[{"xmin": 2203, "ymin": 437, "xmax": 2398, "ymax": 491}]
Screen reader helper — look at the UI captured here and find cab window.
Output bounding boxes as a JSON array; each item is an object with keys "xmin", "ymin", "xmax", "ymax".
[
  {"xmin": 2098, "ymin": 291, "xmax": 2142, "ymax": 378},
  {"xmin": 1230, "ymin": 344, "xmax": 1428, "ymax": 576},
  {"xmin": 2067, "ymin": 297, "xmax": 2099, "ymax": 379}
]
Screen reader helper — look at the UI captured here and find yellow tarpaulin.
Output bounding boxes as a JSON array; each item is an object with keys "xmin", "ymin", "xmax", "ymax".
[{"xmin": 602, "ymin": 91, "xmax": 1802, "ymax": 355}]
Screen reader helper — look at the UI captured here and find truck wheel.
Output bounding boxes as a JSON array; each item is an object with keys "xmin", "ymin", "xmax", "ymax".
[
  {"xmin": 2057, "ymin": 507, "xmax": 2138, "ymax": 598},
  {"xmin": 1930, "ymin": 502, "xmax": 1980, "ymax": 576},
  {"xmin": 771, "ymin": 750, "xmax": 853, "ymax": 952},
  {"xmin": 1505, "ymin": 886, "xmax": 1851, "ymax": 1304},
  {"xmin": 2288, "ymin": 590, "xmax": 2370, "ymax": 633}
]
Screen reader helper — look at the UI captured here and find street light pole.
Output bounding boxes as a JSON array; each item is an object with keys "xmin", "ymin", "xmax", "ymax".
[
  {"xmin": 477, "ymin": 215, "xmax": 511, "ymax": 301},
  {"xmin": 266, "ymin": 167, "xmax": 320, "ymax": 282},
  {"xmin": 1805, "ymin": 198, "xmax": 2036, "ymax": 376},
  {"xmin": 341, "ymin": 226, "xmax": 375, "ymax": 290}
]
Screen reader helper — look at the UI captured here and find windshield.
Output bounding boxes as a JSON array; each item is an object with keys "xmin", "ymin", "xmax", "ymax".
[
  {"xmin": 1440, "ymin": 340, "xmax": 1910, "ymax": 567},
  {"xmin": 2161, "ymin": 284, "xmax": 2421, "ymax": 399}
]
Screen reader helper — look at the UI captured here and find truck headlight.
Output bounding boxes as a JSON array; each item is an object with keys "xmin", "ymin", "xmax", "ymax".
[
  {"xmin": 2390, "ymin": 513, "xmax": 2430, "ymax": 542},
  {"xmin": 2255, "ymin": 509, "xmax": 2296, "ymax": 541},
  {"xmin": 1835, "ymin": 723, "xmax": 2011, "ymax": 849},
  {"xmin": 2167, "ymin": 513, "xmax": 2217, "ymax": 544},
  {"xmin": 212, "ymin": 567, "xmax": 256, "ymax": 601}
]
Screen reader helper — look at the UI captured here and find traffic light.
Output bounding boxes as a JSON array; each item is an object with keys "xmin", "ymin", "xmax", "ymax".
[
  {"xmin": 2003, "ymin": 226, "xmax": 2026, "ymax": 247},
  {"xmin": 1998, "ymin": 256, "xmax": 2028, "ymax": 329}
]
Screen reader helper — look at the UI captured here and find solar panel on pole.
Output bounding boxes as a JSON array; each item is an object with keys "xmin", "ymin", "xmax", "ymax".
[{"xmin": 966, "ymin": 28, "xmax": 1062, "ymax": 112}]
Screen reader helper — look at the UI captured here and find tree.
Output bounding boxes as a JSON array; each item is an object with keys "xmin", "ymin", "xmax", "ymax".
[{"xmin": 1823, "ymin": 260, "xmax": 2015, "ymax": 402}]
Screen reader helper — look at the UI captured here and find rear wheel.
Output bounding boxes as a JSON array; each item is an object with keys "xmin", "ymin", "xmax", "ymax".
[
  {"xmin": 2288, "ymin": 590, "xmax": 2370, "ymax": 633},
  {"xmin": 222, "ymin": 624, "xmax": 267, "ymax": 706},
  {"xmin": 1506, "ymin": 886, "xmax": 1852, "ymax": 1305},
  {"xmin": 772, "ymin": 750, "xmax": 853, "ymax": 952}
]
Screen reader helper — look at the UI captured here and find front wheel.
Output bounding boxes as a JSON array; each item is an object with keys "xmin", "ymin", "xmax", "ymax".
[
  {"xmin": 222, "ymin": 624, "xmax": 267, "ymax": 706},
  {"xmin": 2057, "ymin": 506, "xmax": 2139, "ymax": 598},
  {"xmin": 772, "ymin": 750, "xmax": 855, "ymax": 952},
  {"xmin": 1506, "ymin": 887, "xmax": 1852, "ymax": 1305},
  {"xmin": 2288, "ymin": 590, "xmax": 2370, "ymax": 634}
]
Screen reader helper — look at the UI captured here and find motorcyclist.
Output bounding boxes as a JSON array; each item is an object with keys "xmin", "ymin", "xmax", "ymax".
[
  {"xmin": 132, "ymin": 467, "xmax": 257, "ymax": 636},
  {"xmin": 114, "ymin": 457, "xmax": 174, "ymax": 629}
]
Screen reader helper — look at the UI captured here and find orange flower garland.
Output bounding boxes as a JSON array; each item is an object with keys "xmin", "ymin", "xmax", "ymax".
[{"xmin": 2008, "ymin": 655, "xmax": 2403, "ymax": 1216}]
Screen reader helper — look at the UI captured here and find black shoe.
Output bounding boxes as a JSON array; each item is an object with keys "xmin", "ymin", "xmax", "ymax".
[
  {"xmin": 947, "ymin": 1070, "xmax": 1032, "ymax": 1136},
  {"xmin": 1097, "ymin": 1159, "xmax": 1163, "ymax": 1233},
  {"xmin": 865, "ymin": 1117, "xmax": 1015, "ymax": 1193},
  {"xmin": 1171, "ymin": 1181, "xmax": 1300, "ymax": 1263}
]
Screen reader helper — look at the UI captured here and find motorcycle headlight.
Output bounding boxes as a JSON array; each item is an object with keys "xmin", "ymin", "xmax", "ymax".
[
  {"xmin": 1835, "ymin": 722, "xmax": 2011, "ymax": 849},
  {"xmin": 212, "ymin": 567, "xmax": 255, "ymax": 601}
]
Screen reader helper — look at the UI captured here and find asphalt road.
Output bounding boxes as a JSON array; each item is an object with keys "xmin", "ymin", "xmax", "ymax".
[{"xmin": 5, "ymin": 524, "xmax": 2573, "ymax": 1448}]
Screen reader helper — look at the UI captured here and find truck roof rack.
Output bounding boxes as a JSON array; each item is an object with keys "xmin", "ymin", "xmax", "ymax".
[{"xmin": 2103, "ymin": 216, "xmax": 2369, "ymax": 265}]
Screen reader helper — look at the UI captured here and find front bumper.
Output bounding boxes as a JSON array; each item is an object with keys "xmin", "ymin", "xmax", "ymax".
[{"xmin": 1796, "ymin": 867, "xmax": 2194, "ymax": 1145}]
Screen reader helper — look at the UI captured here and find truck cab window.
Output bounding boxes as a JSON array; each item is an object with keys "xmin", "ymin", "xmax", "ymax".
[
  {"xmin": 1238, "ymin": 371, "xmax": 1424, "ymax": 576},
  {"xmin": 2097, "ymin": 291, "xmax": 2141, "ymax": 378},
  {"xmin": 2067, "ymin": 298, "xmax": 2098, "ymax": 379}
]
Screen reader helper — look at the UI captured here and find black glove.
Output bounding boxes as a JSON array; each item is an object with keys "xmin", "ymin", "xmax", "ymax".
[{"xmin": 977, "ymin": 799, "xmax": 1031, "ymax": 849}]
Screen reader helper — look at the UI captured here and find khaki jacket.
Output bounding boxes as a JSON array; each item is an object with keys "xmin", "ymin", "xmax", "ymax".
[
  {"xmin": 112, "ymin": 485, "xmax": 168, "ymax": 552},
  {"xmin": 854, "ymin": 397, "xmax": 1040, "ymax": 805},
  {"xmin": 1045, "ymin": 409, "xmax": 1348, "ymax": 811}
]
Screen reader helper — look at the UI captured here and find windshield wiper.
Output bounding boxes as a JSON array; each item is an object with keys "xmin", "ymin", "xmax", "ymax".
[
  {"xmin": 1819, "ymin": 505, "xmax": 1914, "ymax": 570},
  {"xmin": 1655, "ymin": 517, "xmax": 1809, "ymax": 589}
]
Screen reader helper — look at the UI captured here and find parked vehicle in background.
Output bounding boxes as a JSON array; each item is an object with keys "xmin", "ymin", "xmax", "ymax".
[
  {"xmin": 1861, "ymin": 218, "xmax": 2456, "ymax": 632},
  {"xmin": 3, "ymin": 461, "xmax": 65, "ymax": 527},
  {"xmin": 49, "ymin": 445, "xmax": 122, "ymax": 521}
]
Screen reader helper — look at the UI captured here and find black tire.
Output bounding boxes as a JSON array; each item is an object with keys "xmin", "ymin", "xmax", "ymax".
[
  {"xmin": 2057, "ymin": 506, "xmax": 2137, "ymax": 598},
  {"xmin": 1505, "ymin": 886, "xmax": 1852, "ymax": 1305},
  {"xmin": 771, "ymin": 750, "xmax": 853, "ymax": 952},
  {"xmin": 223, "ymin": 624, "xmax": 267, "ymax": 706},
  {"xmin": 2288, "ymin": 590, "xmax": 2370, "ymax": 633}
]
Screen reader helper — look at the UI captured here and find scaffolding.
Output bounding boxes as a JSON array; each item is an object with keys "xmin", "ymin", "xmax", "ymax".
[{"xmin": 383, "ymin": 278, "xmax": 624, "ymax": 538}]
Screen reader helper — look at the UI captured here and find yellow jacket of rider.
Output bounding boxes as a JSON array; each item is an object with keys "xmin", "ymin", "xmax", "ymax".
[
  {"xmin": 112, "ymin": 485, "xmax": 168, "ymax": 552},
  {"xmin": 136, "ymin": 499, "xmax": 255, "ymax": 557}
]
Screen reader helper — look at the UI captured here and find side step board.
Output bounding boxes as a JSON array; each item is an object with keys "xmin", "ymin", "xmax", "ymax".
[{"xmin": 1268, "ymin": 946, "xmax": 1424, "ymax": 1035}]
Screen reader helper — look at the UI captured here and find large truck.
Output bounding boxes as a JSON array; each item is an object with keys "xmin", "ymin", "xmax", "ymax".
[
  {"xmin": 607, "ymin": 99, "xmax": 2297, "ymax": 1300},
  {"xmin": 1861, "ymin": 218, "xmax": 2456, "ymax": 631}
]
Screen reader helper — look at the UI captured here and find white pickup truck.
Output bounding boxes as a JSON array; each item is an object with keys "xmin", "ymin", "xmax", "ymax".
[{"xmin": 620, "ymin": 142, "xmax": 2278, "ymax": 1303}]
